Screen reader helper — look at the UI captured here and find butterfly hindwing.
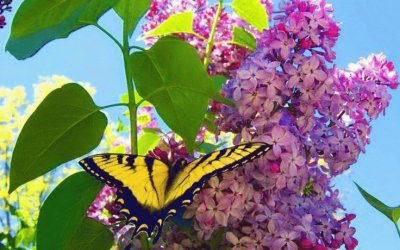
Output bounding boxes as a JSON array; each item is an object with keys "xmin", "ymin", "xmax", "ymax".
[{"xmin": 163, "ymin": 142, "xmax": 271, "ymax": 210}]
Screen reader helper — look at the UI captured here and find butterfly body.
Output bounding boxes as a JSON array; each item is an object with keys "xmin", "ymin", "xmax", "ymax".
[{"xmin": 79, "ymin": 142, "xmax": 271, "ymax": 242}]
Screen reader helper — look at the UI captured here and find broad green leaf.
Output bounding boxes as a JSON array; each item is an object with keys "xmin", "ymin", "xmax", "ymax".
[
  {"xmin": 231, "ymin": 0, "xmax": 269, "ymax": 32},
  {"xmin": 15, "ymin": 228, "xmax": 35, "ymax": 248},
  {"xmin": 232, "ymin": 26, "xmax": 256, "ymax": 50},
  {"xmin": 131, "ymin": 36, "xmax": 218, "ymax": 151},
  {"xmin": 114, "ymin": 0, "xmax": 152, "ymax": 37},
  {"xmin": 37, "ymin": 172, "xmax": 104, "ymax": 250},
  {"xmin": 355, "ymin": 182, "xmax": 400, "ymax": 235},
  {"xmin": 65, "ymin": 218, "xmax": 114, "ymax": 250},
  {"xmin": 138, "ymin": 132, "xmax": 161, "ymax": 155},
  {"xmin": 6, "ymin": 0, "xmax": 119, "ymax": 60},
  {"xmin": 144, "ymin": 12, "xmax": 195, "ymax": 38},
  {"xmin": 9, "ymin": 83, "xmax": 107, "ymax": 193}
]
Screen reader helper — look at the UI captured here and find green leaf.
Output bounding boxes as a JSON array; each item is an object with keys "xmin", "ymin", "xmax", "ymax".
[
  {"xmin": 0, "ymin": 233, "xmax": 6, "ymax": 241},
  {"xmin": 138, "ymin": 132, "xmax": 161, "ymax": 155},
  {"xmin": 144, "ymin": 12, "xmax": 195, "ymax": 38},
  {"xmin": 6, "ymin": 0, "xmax": 119, "ymax": 60},
  {"xmin": 15, "ymin": 228, "xmax": 35, "ymax": 248},
  {"xmin": 114, "ymin": 0, "xmax": 152, "ymax": 37},
  {"xmin": 65, "ymin": 218, "xmax": 114, "ymax": 250},
  {"xmin": 9, "ymin": 83, "xmax": 107, "ymax": 193},
  {"xmin": 116, "ymin": 118, "xmax": 128, "ymax": 132},
  {"xmin": 210, "ymin": 228, "xmax": 225, "ymax": 250},
  {"xmin": 355, "ymin": 182, "xmax": 400, "ymax": 236},
  {"xmin": 131, "ymin": 36, "xmax": 216, "ymax": 152},
  {"xmin": 142, "ymin": 127, "xmax": 162, "ymax": 134},
  {"xmin": 37, "ymin": 172, "xmax": 104, "ymax": 250},
  {"xmin": 211, "ymin": 75, "xmax": 234, "ymax": 107},
  {"xmin": 197, "ymin": 141, "xmax": 227, "ymax": 154},
  {"xmin": 231, "ymin": 0, "xmax": 269, "ymax": 32},
  {"xmin": 232, "ymin": 26, "xmax": 256, "ymax": 51},
  {"xmin": 203, "ymin": 114, "xmax": 217, "ymax": 133}
]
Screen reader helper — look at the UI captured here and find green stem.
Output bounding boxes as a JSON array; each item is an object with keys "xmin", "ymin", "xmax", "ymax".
[
  {"xmin": 129, "ymin": 45, "xmax": 146, "ymax": 51},
  {"xmin": 99, "ymin": 103, "xmax": 129, "ymax": 110},
  {"xmin": 203, "ymin": 1, "xmax": 223, "ymax": 68},
  {"xmin": 189, "ymin": 31, "xmax": 207, "ymax": 41},
  {"xmin": 93, "ymin": 23, "xmax": 123, "ymax": 51},
  {"xmin": 121, "ymin": 8, "xmax": 151, "ymax": 250}
]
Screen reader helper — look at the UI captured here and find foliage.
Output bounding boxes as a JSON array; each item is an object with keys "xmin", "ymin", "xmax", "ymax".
[
  {"xmin": 0, "ymin": 76, "xmax": 90, "ymax": 249},
  {"xmin": 355, "ymin": 183, "xmax": 400, "ymax": 237},
  {"xmin": 2, "ymin": 0, "xmax": 399, "ymax": 250}
]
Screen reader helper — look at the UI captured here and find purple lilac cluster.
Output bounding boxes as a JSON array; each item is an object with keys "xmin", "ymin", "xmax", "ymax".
[
  {"xmin": 200, "ymin": 1, "xmax": 396, "ymax": 250},
  {"xmin": 143, "ymin": 0, "xmax": 273, "ymax": 75},
  {"xmin": 137, "ymin": 0, "xmax": 398, "ymax": 250},
  {"xmin": 0, "ymin": 0, "xmax": 12, "ymax": 28},
  {"xmin": 88, "ymin": 0, "xmax": 398, "ymax": 249}
]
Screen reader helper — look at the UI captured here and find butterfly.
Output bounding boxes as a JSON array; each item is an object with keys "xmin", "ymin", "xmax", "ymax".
[{"xmin": 78, "ymin": 142, "xmax": 271, "ymax": 243}]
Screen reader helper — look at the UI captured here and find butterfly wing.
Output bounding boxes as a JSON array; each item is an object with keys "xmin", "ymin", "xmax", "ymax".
[
  {"xmin": 79, "ymin": 154, "xmax": 170, "ymax": 238},
  {"xmin": 163, "ymin": 142, "xmax": 271, "ymax": 214}
]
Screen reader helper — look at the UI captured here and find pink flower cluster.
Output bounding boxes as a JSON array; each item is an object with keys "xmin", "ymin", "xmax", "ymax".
[
  {"xmin": 86, "ymin": 185, "xmax": 119, "ymax": 225},
  {"xmin": 203, "ymin": 1, "xmax": 396, "ymax": 250},
  {"xmin": 0, "ymin": 0, "xmax": 12, "ymax": 29},
  {"xmin": 88, "ymin": 1, "xmax": 398, "ymax": 249},
  {"xmin": 143, "ymin": 0, "xmax": 273, "ymax": 75},
  {"xmin": 138, "ymin": 0, "xmax": 398, "ymax": 250}
]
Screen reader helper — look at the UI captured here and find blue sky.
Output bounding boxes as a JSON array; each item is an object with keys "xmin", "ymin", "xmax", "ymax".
[{"xmin": 1, "ymin": 0, "xmax": 400, "ymax": 249}]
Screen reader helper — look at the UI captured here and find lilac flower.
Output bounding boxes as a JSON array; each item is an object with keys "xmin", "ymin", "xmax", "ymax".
[
  {"xmin": 204, "ymin": 196, "xmax": 231, "ymax": 226},
  {"xmin": 263, "ymin": 126, "xmax": 291, "ymax": 156},
  {"xmin": 270, "ymin": 31, "xmax": 296, "ymax": 59},
  {"xmin": 335, "ymin": 223, "xmax": 357, "ymax": 249},
  {"xmin": 226, "ymin": 232, "xmax": 253, "ymax": 250},
  {"xmin": 272, "ymin": 230, "xmax": 300, "ymax": 250}
]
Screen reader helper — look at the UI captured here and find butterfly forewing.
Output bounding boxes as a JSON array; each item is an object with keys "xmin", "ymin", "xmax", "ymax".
[
  {"xmin": 79, "ymin": 154, "xmax": 169, "ymax": 210},
  {"xmin": 163, "ymin": 142, "xmax": 271, "ymax": 206}
]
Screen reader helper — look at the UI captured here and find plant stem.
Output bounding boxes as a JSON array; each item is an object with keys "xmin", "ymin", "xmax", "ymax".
[
  {"xmin": 129, "ymin": 45, "xmax": 146, "ymax": 51},
  {"xmin": 121, "ymin": 9, "xmax": 151, "ymax": 250},
  {"xmin": 93, "ymin": 23, "xmax": 123, "ymax": 51},
  {"xmin": 203, "ymin": 1, "xmax": 223, "ymax": 68},
  {"xmin": 99, "ymin": 103, "xmax": 129, "ymax": 110}
]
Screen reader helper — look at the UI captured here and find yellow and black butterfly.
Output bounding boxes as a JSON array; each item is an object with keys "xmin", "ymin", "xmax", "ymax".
[{"xmin": 78, "ymin": 142, "xmax": 271, "ymax": 243}]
